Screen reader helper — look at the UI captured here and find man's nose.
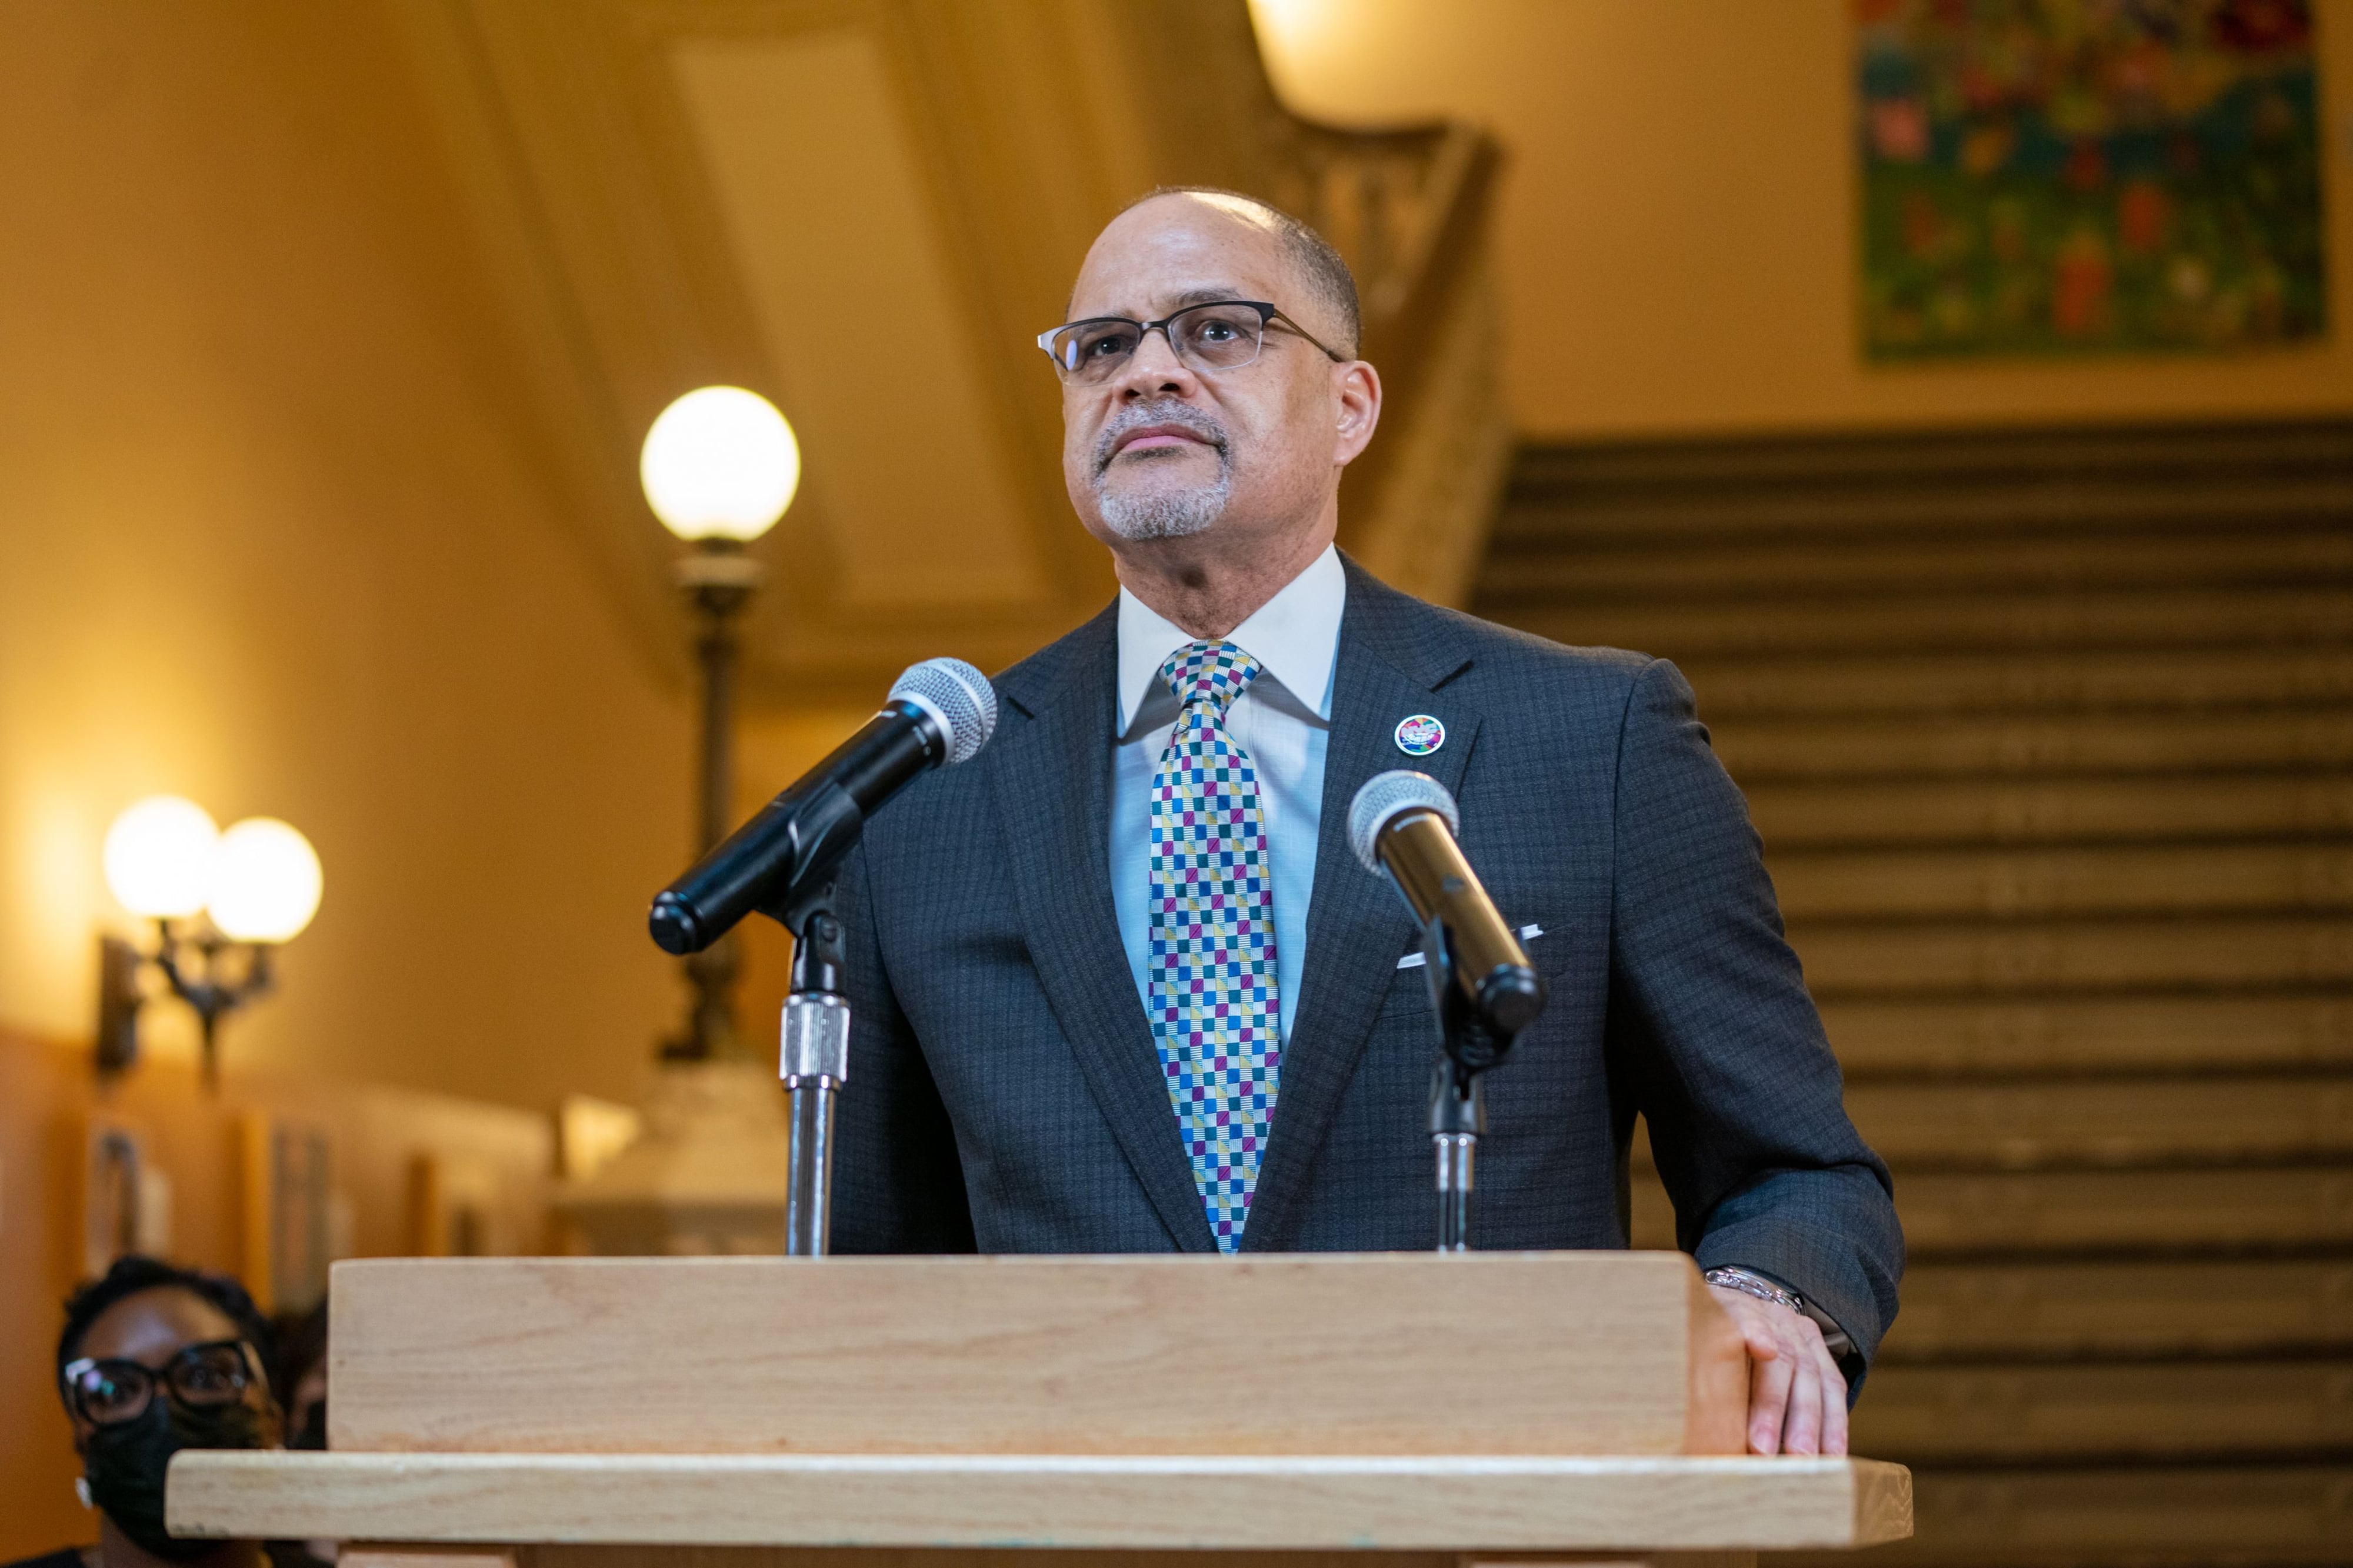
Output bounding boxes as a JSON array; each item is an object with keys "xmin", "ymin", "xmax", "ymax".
[{"xmin": 1114, "ymin": 325, "xmax": 1197, "ymax": 399}]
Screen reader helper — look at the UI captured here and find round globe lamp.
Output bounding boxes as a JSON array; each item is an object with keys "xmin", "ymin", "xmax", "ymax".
[
  {"xmin": 104, "ymin": 796, "xmax": 221, "ymax": 919},
  {"xmin": 209, "ymin": 818, "xmax": 324, "ymax": 943},
  {"xmin": 640, "ymin": 385, "xmax": 799, "ymax": 543},
  {"xmin": 641, "ymin": 385, "xmax": 799, "ymax": 1061},
  {"xmin": 94, "ymin": 797, "xmax": 324, "ymax": 1087}
]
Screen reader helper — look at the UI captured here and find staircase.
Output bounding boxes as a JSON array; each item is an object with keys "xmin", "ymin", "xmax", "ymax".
[{"xmin": 1471, "ymin": 422, "xmax": 2353, "ymax": 1567}]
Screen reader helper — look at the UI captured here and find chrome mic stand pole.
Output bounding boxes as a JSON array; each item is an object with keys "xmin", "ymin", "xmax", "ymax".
[
  {"xmin": 1422, "ymin": 918, "xmax": 1505, "ymax": 1253},
  {"xmin": 781, "ymin": 895, "xmax": 848, "ymax": 1256},
  {"xmin": 1431, "ymin": 1064, "xmax": 1484, "ymax": 1252}
]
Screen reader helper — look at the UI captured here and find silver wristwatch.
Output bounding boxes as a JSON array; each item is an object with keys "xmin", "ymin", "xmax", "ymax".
[
  {"xmin": 1704, "ymin": 1266, "xmax": 1854, "ymax": 1357},
  {"xmin": 1704, "ymin": 1265, "xmax": 1802, "ymax": 1312}
]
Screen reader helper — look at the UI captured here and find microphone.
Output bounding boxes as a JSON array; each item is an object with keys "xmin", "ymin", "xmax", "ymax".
[
  {"xmin": 648, "ymin": 658, "xmax": 998, "ymax": 955},
  {"xmin": 1348, "ymin": 770, "xmax": 1545, "ymax": 1037}
]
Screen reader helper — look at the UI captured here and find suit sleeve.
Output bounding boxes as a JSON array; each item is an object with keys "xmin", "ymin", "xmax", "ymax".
[
  {"xmin": 1605, "ymin": 657, "xmax": 1902, "ymax": 1385},
  {"xmin": 829, "ymin": 843, "xmax": 978, "ymax": 1253}
]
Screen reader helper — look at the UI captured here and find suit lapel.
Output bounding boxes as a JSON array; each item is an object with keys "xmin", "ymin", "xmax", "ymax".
[
  {"xmin": 1243, "ymin": 565, "xmax": 1482, "ymax": 1252},
  {"xmin": 988, "ymin": 608, "xmax": 1218, "ymax": 1253}
]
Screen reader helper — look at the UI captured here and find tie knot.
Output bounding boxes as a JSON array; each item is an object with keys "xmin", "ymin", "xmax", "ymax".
[{"xmin": 1160, "ymin": 640, "xmax": 1263, "ymax": 716}]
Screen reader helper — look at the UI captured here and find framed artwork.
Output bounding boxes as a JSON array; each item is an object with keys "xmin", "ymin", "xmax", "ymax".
[
  {"xmin": 239, "ymin": 1112, "xmax": 336, "ymax": 1315},
  {"xmin": 1856, "ymin": 0, "xmax": 2327, "ymax": 358},
  {"xmin": 79, "ymin": 1117, "xmax": 173, "ymax": 1277},
  {"xmin": 406, "ymin": 1149, "xmax": 506, "ymax": 1257}
]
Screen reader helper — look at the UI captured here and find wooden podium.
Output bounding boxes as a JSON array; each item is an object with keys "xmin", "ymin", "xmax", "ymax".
[{"xmin": 170, "ymin": 1253, "xmax": 1910, "ymax": 1568}]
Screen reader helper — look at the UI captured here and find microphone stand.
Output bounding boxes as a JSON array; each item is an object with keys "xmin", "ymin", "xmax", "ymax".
[
  {"xmin": 1421, "ymin": 918, "xmax": 1511, "ymax": 1252},
  {"xmin": 1430, "ymin": 1062, "xmax": 1482, "ymax": 1252},
  {"xmin": 779, "ymin": 886, "xmax": 849, "ymax": 1256}
]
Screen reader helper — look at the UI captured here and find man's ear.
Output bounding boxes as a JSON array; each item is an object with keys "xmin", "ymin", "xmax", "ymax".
[{"xmin": 1332, "ymin": 359, "xmax": 1382, "ymax": 466}]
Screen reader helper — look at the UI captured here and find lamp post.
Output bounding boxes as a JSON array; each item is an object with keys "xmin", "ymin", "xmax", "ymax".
[
  {"xmin": 98, "ymin": 795, "xmax": 324, "ymax": 1089},
  {"xmin": 639, "ymin": 386, "xmax": 801, "ymax": 1061},
  {"xmin": 550, "ymin": 388, "xmax": 802, "ymax": 1256}
]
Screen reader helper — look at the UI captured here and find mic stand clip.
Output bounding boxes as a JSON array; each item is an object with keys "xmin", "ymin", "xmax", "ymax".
[
  {"xmin": 1420, "ymin": 916, "xmax": 1512, "ymax": 1252},
  {"xmin": 778, "ymin": 883, "xmax": 848, "ymax": 1257}
]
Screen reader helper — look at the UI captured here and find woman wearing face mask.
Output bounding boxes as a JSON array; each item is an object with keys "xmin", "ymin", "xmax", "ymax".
[{"xmin": 11, "ymin": 1256, "xmax": 284, "ymax": 1568}]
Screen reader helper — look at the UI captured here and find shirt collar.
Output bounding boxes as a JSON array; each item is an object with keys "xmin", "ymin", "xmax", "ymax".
[{"xmin": 1115, "ymin": 543, "xmax": 1346, "ymax": 738}]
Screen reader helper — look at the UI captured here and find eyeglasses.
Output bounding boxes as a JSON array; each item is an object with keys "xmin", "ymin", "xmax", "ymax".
[
  {"xmin": 1037, "ymin": 301, "xmax": 1344, "ymax": 384},
  {"xmin": 61, "ymin": 1339, "xmax": 262, "ymax": 1427}
]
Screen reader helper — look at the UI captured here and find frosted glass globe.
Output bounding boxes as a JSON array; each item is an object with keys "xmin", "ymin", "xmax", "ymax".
[
  {"xmin": 104, "ymin": 796, "xmax": 221, "ymax": 919},
  {"xmin": 208, "ymin": 818, "xmax": 323, "ymax": 943},
  {"xmin": 639, "ymin": 386, "xmax": 800, "ymax": 542}
]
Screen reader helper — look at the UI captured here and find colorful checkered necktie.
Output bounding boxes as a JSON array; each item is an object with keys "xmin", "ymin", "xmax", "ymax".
[{"xmin": 1147, "ymin": 639, "xmax": 1283, "ymax": 1252}]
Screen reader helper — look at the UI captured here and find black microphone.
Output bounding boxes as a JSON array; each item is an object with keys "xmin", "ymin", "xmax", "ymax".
[
  {"xmin": 648, "ymin": 658, "xmax": 998, "ymax": 955},
  {"xmin": 1348, "ymin": 770, "xmax": 1545, "ymax": 1037}
]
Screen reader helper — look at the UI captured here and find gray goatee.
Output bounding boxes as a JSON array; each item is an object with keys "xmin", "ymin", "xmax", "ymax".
[{"xmin": 1092, "ymin": 401, "xmax": 1232, "ymax": 542}]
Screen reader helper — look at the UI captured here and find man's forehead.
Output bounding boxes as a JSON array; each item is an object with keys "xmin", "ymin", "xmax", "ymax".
[{"xmin": 1070, "ymin": 195, "xmax": 1291, "ymax": 316}]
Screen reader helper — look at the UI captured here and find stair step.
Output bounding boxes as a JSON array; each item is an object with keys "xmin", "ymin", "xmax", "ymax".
[
  {"xmin": 1711, "ymin": 709, "xmax": 2353, "ymax": 782},
  {"xmin": 1746, "ymin": 773, "xmax": 2353, "ymax": 848},
  {"xmin": 1502, "ymin": 423, "xmax": 2353, "ymax": 536},
  {"xmin": 1818, "ymin": 995, "xmax": 2353, "ymax": 1077},
  {"xmin": 1882, "ymin": 1258, "xmax": 2353, "ymax": 1361},
  {"xmin": 1855, "ymin": 1357, "xmax": 2353, "ymax": 1463},
  {"xmin": 1839, "ymin": 1075, "xmax": 2353, "ymax": 1168},
  {"xmin": 1774, "ymin": 1462, "xmax": 2353, "ymax": 1567},
  {"xmin": 1495, "ymin": 472, "xmax": 2353, "ymax": 548},
  {"xmin": 1481, "ymin": 526, "xmax": 2353, "ymax": 602},
  {"xmin": 1774, "ymin": 843, "xmax": 2353, "ymax": 920},
  {"xmin": 1509, "ymin": 418, "xmax": 2353, "ymax": 495},
  {"xmin": 1677, "ymin": 648, "xmax": 2353, "ymax": 718},
  {"xmin": 1789, "ymin": 916, "xmax": 2353, "ymax": 993},
  {"xmin": 1501, "ymin": 586, "xmax": 2353, "ymax": 658},
  {"xmin": 1632, "ymin": 1072, "xmax": 2353, "ymax": 1172},
  {"xmin": 1629, "ymin": 1163, "xmax": 2353, "ymax": 1257},
  {"xmin": 1494, "ymin": 477, "xmax": 2353, "ymax": 551}
]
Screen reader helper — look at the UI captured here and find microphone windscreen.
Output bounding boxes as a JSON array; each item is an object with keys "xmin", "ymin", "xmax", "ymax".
[
  {"xmin": 889, "ymin": 657, "xmax": 999, "ymax": 766},
  {"xmin": 1348, "ymin": 769, "xmax": 1461, "ymax": 874}
]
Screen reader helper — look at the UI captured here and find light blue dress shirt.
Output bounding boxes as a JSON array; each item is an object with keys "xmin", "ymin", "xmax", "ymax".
[{"xmin": 1111, "ymin": 545, "xmax": 1346, "ymax": 1045}]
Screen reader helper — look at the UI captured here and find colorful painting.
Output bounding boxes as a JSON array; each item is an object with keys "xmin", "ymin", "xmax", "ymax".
[{"xmin": 1856, "ymin": 0, "xmax": 2327, "ymax": 359}]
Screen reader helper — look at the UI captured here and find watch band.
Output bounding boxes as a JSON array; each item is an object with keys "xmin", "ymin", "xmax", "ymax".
[
  {"xmin": 1704, "ymin": 1266, "xmax": 1804, "ymax": 1313},
  {"xmin": 1705, "ymin": 1266, "xmax": 1856, "ymax": 1358}
]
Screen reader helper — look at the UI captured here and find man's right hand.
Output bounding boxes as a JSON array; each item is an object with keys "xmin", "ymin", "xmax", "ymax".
[{"xmin": 1708, "ymin": 1283, "xmax": 1850, "ymax": 1456}]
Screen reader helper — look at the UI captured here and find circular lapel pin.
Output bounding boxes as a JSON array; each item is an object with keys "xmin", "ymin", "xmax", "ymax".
[{"xmin": 1394, "ymin": 714, "xmax": 1446, "ymax": 756}]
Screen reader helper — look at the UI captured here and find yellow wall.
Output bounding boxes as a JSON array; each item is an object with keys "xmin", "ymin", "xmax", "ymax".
[
  {"xmin": 0, "ymin": 1, "xmax": 694, "ymax": 1110},
  {"xmin": 1253, "ymin": 0, "xmax": 2353, "ymax": 438}
]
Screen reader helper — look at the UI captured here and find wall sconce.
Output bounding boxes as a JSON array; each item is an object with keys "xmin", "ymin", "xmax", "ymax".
[
  {"xmin": 98, "ymin": 795, "xmax": 323, "ymax": 1088},
  {"xmin": 639, "ymin": 385, "xmax": 799, "ymax": 1062}
]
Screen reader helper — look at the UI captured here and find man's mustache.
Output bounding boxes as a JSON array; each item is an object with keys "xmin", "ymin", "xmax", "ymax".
[{"xmin": 1092, "ymin": 402, "xmax": 1229, "ymax": 476}]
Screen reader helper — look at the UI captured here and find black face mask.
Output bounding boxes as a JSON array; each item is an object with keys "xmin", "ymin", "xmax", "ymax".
[
  {"xmin": 289, "ymin": 1394, "xmax": 326, "ymax": 1452},
  {"xmin": 84, "ymin": 1396, "xmax": 269, "ymax": 1560}
]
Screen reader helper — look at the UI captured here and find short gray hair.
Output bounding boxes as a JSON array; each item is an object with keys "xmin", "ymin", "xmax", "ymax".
[{"xmin": 1117, "ymin": 186, "xmax": 1361, "ymax": 358}]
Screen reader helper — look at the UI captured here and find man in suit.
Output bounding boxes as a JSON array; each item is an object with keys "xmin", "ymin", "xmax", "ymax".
[{"xmin": 833, "ymin": 188, "xmax": 1901, "ymax": 1458}]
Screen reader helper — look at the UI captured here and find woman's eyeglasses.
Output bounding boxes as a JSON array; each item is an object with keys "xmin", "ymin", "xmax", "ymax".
[{"xmin": 60, "ymin": 1339, "xmax": 262, "ymax": 1427}]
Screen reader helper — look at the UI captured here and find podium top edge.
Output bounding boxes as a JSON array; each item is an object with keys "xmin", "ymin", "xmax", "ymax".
[
  {"xmin": 171, "ymin": 1452, "xmax": 1914, "ymax": 1551},
  {"xmin": 184, "ymin": 1451, "xmax": 1898, "ymax": 1475},
  {"xmin": 330, "ymin": 1251, "xmax": 1703, "ymax": 1272}
]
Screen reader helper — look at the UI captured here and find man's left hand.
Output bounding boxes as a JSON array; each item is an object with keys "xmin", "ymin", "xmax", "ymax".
[{"xmin": 1709, "ymin": 1283, "xmax": 1849, "ymax": 1456}]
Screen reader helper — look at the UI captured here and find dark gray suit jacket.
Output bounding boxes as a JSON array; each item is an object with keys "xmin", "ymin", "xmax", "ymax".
[{"xmin": 833, "ymin": 558, "xmax": 1902, "ymax": 1374}]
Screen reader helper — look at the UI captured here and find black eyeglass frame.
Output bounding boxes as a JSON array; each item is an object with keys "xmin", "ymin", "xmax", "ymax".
[
  {"xmin": 1036, "ymin": 300, "xmax": 1347, "ymax": 381},
  {"xmin": 59, "ymin": 1337, "xmax": 266, "ymax": 1428}
]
